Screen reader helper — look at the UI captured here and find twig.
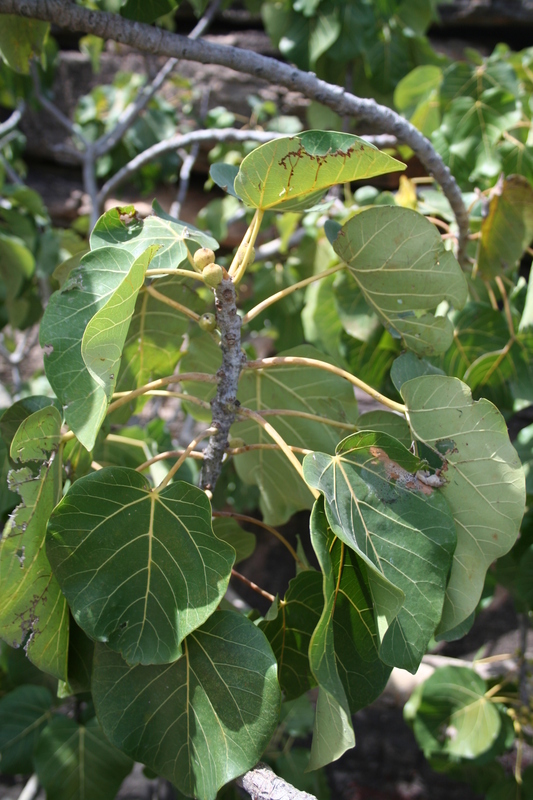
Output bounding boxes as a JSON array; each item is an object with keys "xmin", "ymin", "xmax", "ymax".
[
  {"xmin": 97, "ymin": 129, "xmax": 282, "ymax": 208},
  {"xmin": 135, "ymin": 448, "xmax": 205, "ymax": 472},
  {"xmin": 145, "ymin": 284, "xmax": 200, "ymax": 321},
  {"xmin": 106, "ymin": 371, "xmax": 217, "ymax": 414},
  {"xmin": 6, "ymin": 0, "xmax": 470, "ymax": 263},
  {"xmin": 245, "ymin": 356, "xmax": 406, "ymax": 414},
  {"xmin": 0, "ymin": 151, "xmax": 23, "ymax": 184},
  {"xmin": 156, "ymin": 425, "xmax": 216, "ymax": 491},
  {"xmin": 17, "ymin": 774, "xmax": 40, "ymax": 800},
  {"xmin": 237, "ymin": 764, "xmax": 317, "ymax": 800},
  {"xmin": 231, "ymin": 569, "xmax": 275, "ymax": 603},
  {"xmin": 30, "ymin": 60, "xmax": 88, "ymax": 149},
  {"xmin": 93, "ymin": 0, "xmax": 222, "ymax": 158},
  {"xmin": 199, "ymin": 275, "xmax": 245, "ymax": 491},
  {"xmin": 213, "ymin": 510, "xmax": 303, "ymax": 564},
  {"xmin": 0, "ymin": 103, "xmax": 24, "ymax": 137},
  {"xmin": 170, "ymin": 87, "xmax": 211, "ymax": 218}
]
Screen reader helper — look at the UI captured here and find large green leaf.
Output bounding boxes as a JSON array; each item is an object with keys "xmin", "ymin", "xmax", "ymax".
[
  {"xmin": 0, "ymin": 397, "xmax": 59, "ymax": 449},
  {"xmin": 401, "ymin": 375, "xmax": 525, "ymax": 634},
  {"xmin": 232, "ymin": 346, "xmax": 359, "ymax": 525},
  {"xmin": 111, "ymin": 273, "xmax": 204, "ymax": 418},
  {"xmin": 0, "ymin": 15, "xmax": 49, "ymax": 74},
  {"xmin": 409, "ymin": 666, "xmax": 502, "ymax": 760},
  {"xmin": 332, "ymin": 207, "xmax": 467, "ymax": 355},
  {"xmin": 304, "ymin": 431, "xmax": 456, "ymax": 672},
  {"xmin": 92, "ymin": 612, "xmax": 281, "ymax": 800},
  {"xmin": 0, "ymin": 460, "xmax": 69, "ymax": 681},
  {"xmin": 234, "ymin": 131, "xmax": 405, "ymax": 211},
  {"xmin": 10, "ymin": 405, "xmax": 62, "ymax": 462},
  {"xmin": 47, "ymin": 468, "xmax": 234, "ymax": 666},
  {"xmin": 0, "ymin": 685, "xmax": 53, "ymax": 773},
  {"xmin": 34, "ymin": 716, "xmax": 133, "ymax": 800},
  {"xmin": 477, "ymin": 175, "xmax": 533, "ymax": 279},
  {"xmin": 260, "ymin": 570, "xmax": 322, "ymax": 701},
  {"xmin": 307, "ymin": 499, "xmax": 355, "ymax": 770},
  {"xmin": 90, "ymin": 204, "xmax": 218, "ymax": 272},
  {"xmin": 40, "ymin": 245, "xmax": 157, "ymax": 450}
]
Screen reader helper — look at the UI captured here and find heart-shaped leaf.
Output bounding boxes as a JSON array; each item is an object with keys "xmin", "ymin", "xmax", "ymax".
[
  {"xmin": 92, "ymin": 612, "xmax": 281, "ymax": 800},
  {"xmin": 47, "ymin": 468, "xmax": 235, "ymax": 666},
  {"xmin": 34, "ymin": 716, "xmax": 133, "ymax": 800},
  {"xmin": 0, "ymin": 460, "xmax": 68, "ymax": 680},
  {"xmin": 234, "ymin": 131, "xmax": 405, "ymax": 211},
  {"xmin": 40, "ymin": 245, "xmax": 157, "ymax": 450},
  {"xmin": 304, "ymin": 431, "xmax": 456, "ymax": 672},
  {"xmin": 401, "ymin": 375, "xmax": 525, "ymax": 635},
  {"xmin": 331, "ymin": 206, "xmax": 468, "ymax": 355}
]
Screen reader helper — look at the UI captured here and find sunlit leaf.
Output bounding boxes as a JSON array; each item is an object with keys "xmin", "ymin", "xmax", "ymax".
[
  {"xmin": 304, "ymin": 430, "xmax": 456, "ymax": 671},
  {"xmin": 401, "ymin": 375, "xmax": 525, "ymax": 635},
  {"xmin": 234, "ymin": 131, "xmax": 405, "ymax": 211},
  {"xmin": 0, "ymin": 15, "xmax": 49, "ymax": 74},
  {"xmin": 92, "ymin": 612, "xmax": 281, "ymax": 800},
  {"xmin": 10, "ymin": 405, "xmax": 62, "ymax": 463},
  {"xmin": 0, "ymin": 460, "xmax": 69, "ymax": 680},
  {"xmin": 47, "ymin": 468, "xmax": 234, "ymax": 666}
]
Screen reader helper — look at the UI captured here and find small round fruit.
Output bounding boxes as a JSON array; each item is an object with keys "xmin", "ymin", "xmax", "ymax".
[
  {"xmin": 198, "ymin": 312, "xmax": 217, "ymax": 332},
  {"xmin": 247, "ymin": 246, "xmax": 256, "ymax": 265},
  {"xmin": 202, "ymin": 263, "xmax": 224, "ymax": 287},
  {"xmin": 194, "ymin": 247, "xmax": 216, "ymax": 270}
]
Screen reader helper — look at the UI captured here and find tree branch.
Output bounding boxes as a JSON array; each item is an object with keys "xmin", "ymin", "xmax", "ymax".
[
  {"xmin": 237, "ymin": 764, "xmax": 317, "ymax": 800},
  {"xmin": 0, "ymin": 103, "xmax": 24, "ymax": 137},
  {"xmin": 2, "ymin": 0, "xmax": 469, "ymax": 263}
]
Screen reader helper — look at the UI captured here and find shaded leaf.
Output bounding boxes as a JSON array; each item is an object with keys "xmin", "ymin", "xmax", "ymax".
[
  {"xmin": 34, "ymin": 716, "xmax": 133, "ymax": 800},
  {"xmin": 0, "ymin": 460, "xmax": 69, "ymax": 680},
  {"xmin": 477, "ymin": 175, "xmax": 533, "ymax": 279},
  {"xmin": 47, "ymin": 468, "xmax": 234, "ymax": 666},
  {"xmin": 209, "ymin": 164, "xmax": 239, "ymax": 198},
  {"xmin": 390, "ymin": 351, "xmax": 445, "ymax": 392},
  {"xmin": 0, "ymin": 396, "xmax": 59, "ymax": 450},
  {"xmin": 0, "ymin": 685, "xmax": 53, "ymax": 773},
  {"xmin": 234, "ymin": 131, "xmax": 405, "ymax": 211},
  {"xmin": 357, "ymin": 410, "xmax": 412, "ymax": 449},
  {"xmin": 232, "ymin": 346, "xmax": 359, "ymax": 525},
  {"xmin": 120, "ymin": 0, "xmax": 177, "ymax": 23},
  {"xmin": 260, "ymin": 570, "xmax": 322, "ymax": 701},
  {"xmin": 332, "ymin": 207, "xmax": 467, "ymax": 355},
  {"xmin": 41, "ymin": 245, "xmax": 156, "ymax": 451},
  {"xmin": 410, "ymin": 666, "xmax": 502, "ymax": 760},
  {"xmin": 401, "ymin": 375, "xmax": 525, "ymax": 634},
  {"xmin": 212, "ymin": 517, "xmax": 256, "ymax": 564},
  {"xmin": 92, "ymin": 612, "xmax": 281, "ymax": 800},
  {"xmin": 0, "ymin": 16, "xmax": 49, "ymax": 74},
  {"xmin": 304, "ymin": 431, "xmax": 456, "ymax": 672},
  {"xmin": 307, "ymin": 499, "xmax": 355, "ymax": 770}
]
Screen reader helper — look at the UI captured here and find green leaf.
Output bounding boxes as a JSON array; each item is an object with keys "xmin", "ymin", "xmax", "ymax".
[
  {"xmin": 477, "ymin": 175, "xmax": 533, "ymax": 279},
  {"xmin": 40, "ymin": 245, "xmax": 156, "ymax": 451},
  {"xmin": 0, "ymin": 15, "xmax": 49, "ymax": 74},
  {"xmin": 234, "ymin": 131, "xmax": 405, "ymax": 211},
  {"xmin": 411, "ymin": 666, "xmax": 502, "ymax": 759},
  {"xmin": 357, "ymin": 410, "xmax": 412, "ymax": 449},
  {"xmin": 0, "ymin": 685, "xmax": 53, "ymax": 773},
  {"xmin": 81, "ymin": 245, "xmax": 158, "ymax": 404},
  {"xmin": 390, "ymin": 351, "xmax": 445, "ymax": 392},
  {"xmin": 47, "ymin": 468, "xmax": 235, "ymax": 666},
  {"xmin": 212, "ymin": 517, "xmax": 256, "ymax": 564},
  {"xmin": 10, "ymin": 405, "xmax": 62, "ymax": 462},
  {"xmin": 111, "ymin": 273, "xmax": 204, "ymax": 418},
  {"xmin": 307, "ymin": 499, "xmax": 355, "ymax": 770},
  {"xmin": 120, "ymin": 0, "xmax": 177, "ymax": 23},
  {"xmin": 90, "ymin": 204, "xmax": 218, "ymax": 271},
  {"xmin": 0, "ymin": 232, "xmax": 35, "ymax": 300},
  {"xmin": 92, "ymin": 612, "xmax": 281, "ymax": 800},
  {"xmin": 34, "ymin": 716, "xmax": 133, "ymax": 800},
  {"xmin": 304, "ymin": 431, "xmax": 456, "ymax": 672},
  {"xmin": 401, "ymin": 375, "xmax": 525, "ymax": 635},
  {"xmin": 436, "ymin": 303, "xmax": 509, "ymax": 382},
  {"xmin": 232, "ymin": 346, "xmax": 359, "ymax": 525},
  {"xmin": 209, "ymin": 164, "xmax": 239, "ymax": 198},
  {"xmin": 0, "ymin": 396, "xmax": 60, "ymax": 449},
  {"xmin": 394, "ymin": 65, "xmax": 442, "ymax": 121},
  {"xmin": 0, "ymin": 461, "xmax": 69, "ymax": 681},
  {"xmin": 301, "ymin": 273, "xmax": 344, "ymax": 358},
  {"xmin": 260, "ymin": 570, "xmax": 322, "ymax": 701},
  {"xmin": 332, "ymin": 207, "xmax": 467, "ymax": 355}
]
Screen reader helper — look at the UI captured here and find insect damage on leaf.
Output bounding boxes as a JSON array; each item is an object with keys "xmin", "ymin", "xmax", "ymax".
[{"xmin": 368, "ymin": 446, "xmax": 446, "ymax": 495}]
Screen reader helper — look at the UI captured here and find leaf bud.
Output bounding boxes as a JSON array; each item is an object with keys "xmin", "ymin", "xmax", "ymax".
[
  {"xmin": 228, "ymin": 437, "xmax": 245, "ymax": 449},
  {"xmin": 194, "ymin": 247, "xmax": 216, "ymax": 270},
  {"xmin": 198, "ymin": 312, "xmax": 217, "ymax": 332},
  {"xmin": 202, "ymin": 263, "xmax": 224, "ymax": 287}
]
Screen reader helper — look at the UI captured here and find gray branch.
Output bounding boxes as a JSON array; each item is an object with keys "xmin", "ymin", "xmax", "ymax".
[
  {"xmin": 0, "ymin": 103, "xmax": 24, "ymax": 137},
  {"xmin": 1, "ymin": 0, "xmax": 470, "ymax": 262},
  {"xmin": 237, "ymin": 764, "xmax": 317, "ymax": 800},
  {"xmin": 199, "ymin": 275, "xmax": 245, "ymax": 492},
  {"xmin": 30, "ymin": 60, "xmax": 89, "ymax": 148},
  {"xmin": 96, "ymin": 128, "xmax": 283, "ymax": 209}
]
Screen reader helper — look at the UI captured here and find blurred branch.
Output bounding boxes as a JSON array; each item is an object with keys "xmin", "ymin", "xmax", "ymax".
[
  {"xmin": 0, "ymin": 103, "xmax": 24, "ymax": 137},
  {"xmin": 237, "ymin": 764, "xmax": 317, "ymax": 800}
]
